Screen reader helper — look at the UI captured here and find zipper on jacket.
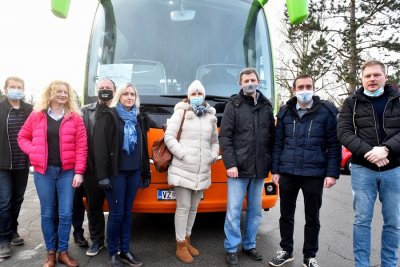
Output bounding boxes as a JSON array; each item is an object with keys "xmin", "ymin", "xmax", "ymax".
[
  {"xmin": 6, "ymin": 108, "xmax": 12, "ymax": 170},
  {"xmin": 308, "ymin": 120, "xmax": 313, "ymax": 139},
  {"xmin": 292, "ymin": 119, "xmax": 296, "ymax": 138},
  {"xmin": 381, "ymin": 96, "xmax": 397, "ymax": 137},
  {"xmin": 369, "ymin": 101, "xmax": 381, "ymax": 145},
  {"xmin": 196, "ymin": 116, "xmax": 202, "ymax": 189}
]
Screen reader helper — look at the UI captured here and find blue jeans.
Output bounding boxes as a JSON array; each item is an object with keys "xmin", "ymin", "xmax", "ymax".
[
  {"xmin": 351, "ymin": 164, "xmax": 400, "ymax": 267},
  {"xmin": 104, "ymin": 170, "xmax": 141, "ymax": 256},
  {"xmin": 34, "ymin": 166, "xmax": 75, "ymax": 252},
  {"xmin": 0, "ymin": 169, "xmax": 29, "ymax": 244},
  {"xmin": 224, "ymin": 177, "xmax": 264, "ymax": 252}
]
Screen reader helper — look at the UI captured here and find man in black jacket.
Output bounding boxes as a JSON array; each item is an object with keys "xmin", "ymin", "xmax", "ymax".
[
  {"xmin": 219, "ymin": 68, "xmax": 275, "ymax": 266},
  {"xmin": 81, "ymin": 78, "xmax": 116, "ymax": 256},
  {"xmin": 269, "ymin": 74, "xmax": 341, "ymax": 267},
  {"xmin": 0, "ymin": 77, "xmax": 32, "ymax": 259},
  {"xmin": 338, "ymin": 60, "xmax": 400, "ymax": 267}
]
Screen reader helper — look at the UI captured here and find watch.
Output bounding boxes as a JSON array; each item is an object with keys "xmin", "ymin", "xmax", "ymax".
[{"xmin": 383, "ymin": 146, "xmax": 390, "ymax": 152}]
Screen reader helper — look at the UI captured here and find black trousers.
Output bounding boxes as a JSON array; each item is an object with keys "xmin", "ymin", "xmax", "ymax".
[
  {"xmin": 83, "ymin": 171, "xmax": 106, "ymax": 245},
  {"xmin": 0, "ymin": 168, "xmax": 29, "ymax": 244},
  {"xmin": 72, "ymin": 185, "xmax": 85, "ymax": 238},
  {"xmin": 279, "ymin": 174, "xmax": 324, "ymax": 258}
]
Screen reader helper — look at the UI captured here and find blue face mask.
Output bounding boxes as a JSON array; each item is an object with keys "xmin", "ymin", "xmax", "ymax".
[
  {"xmin": 190, "ymin": 96, "xmax": 204, "ymax": 107},
  {"xmin": 7, "ymin": 88, "xmax": 25, "ymax": 100},
  {"xmin": 295, "ymin": 91, "xmax": 313, "ymax": 104},
  {"xmin": 363, "ymin": 87, "xmax": 384, "ymax": 97}
]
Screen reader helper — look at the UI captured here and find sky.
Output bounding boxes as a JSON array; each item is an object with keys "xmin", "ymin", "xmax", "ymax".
[
  {"xmin": 0, "ymin": 1, "xmax": 97, "ymax": 101},
  {"xmin": 0, "ymin": 0, "xmax": 285, "ymax": 102}
]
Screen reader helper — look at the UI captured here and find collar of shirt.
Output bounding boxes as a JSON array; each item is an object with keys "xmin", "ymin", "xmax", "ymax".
[
  {"xmin": 296, "ymin": 100, "xmax": 313, "ymax": 110},
  {"xmin": 47, "ymin": 107, "xmax": 65, "ymax": 121}
]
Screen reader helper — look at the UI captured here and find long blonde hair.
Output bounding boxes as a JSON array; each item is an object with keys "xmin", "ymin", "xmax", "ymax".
[
  {"xmin": 34, "ymin": 80, "xmax": 81, "ymax": 115},
  {"xmin": 111, "ymin": 83, "xmax": 140, "ymax": 113}
]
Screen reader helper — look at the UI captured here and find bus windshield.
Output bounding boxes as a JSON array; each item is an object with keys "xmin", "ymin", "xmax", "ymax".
[{"xmin": 86, "ymin": 0, "xmax": 274, "ymax": 104}]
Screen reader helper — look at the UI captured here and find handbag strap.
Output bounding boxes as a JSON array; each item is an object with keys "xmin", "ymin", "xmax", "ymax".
[{"xmin": 176, "ymin": 110, "xmax": 187, "ymax": 141}]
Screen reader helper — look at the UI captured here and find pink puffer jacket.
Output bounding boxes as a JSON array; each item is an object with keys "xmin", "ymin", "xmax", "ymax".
[{"xmin": 18, "ymin": 111, "xmax": 87, "ymax": 175}]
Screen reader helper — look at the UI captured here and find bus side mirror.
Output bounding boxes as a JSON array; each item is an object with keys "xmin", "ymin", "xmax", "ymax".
[
  {"xmin": 51, "ymin": 0, "xmax": 71, "ymax": 18},
  {"xmin": 286, "ymin": 0, "xmax": 309, "ymax": 25}
]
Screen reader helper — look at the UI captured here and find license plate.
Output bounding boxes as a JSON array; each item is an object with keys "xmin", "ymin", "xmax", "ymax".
[{"xmin": 157, "ymin": 189, "xmax": 176, "ymax": 200}]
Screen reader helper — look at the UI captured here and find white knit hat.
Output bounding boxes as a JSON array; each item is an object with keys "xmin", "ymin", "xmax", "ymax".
[{"xmin": 187, "ymin": 80, "xmax": 206, "ymax": 98}]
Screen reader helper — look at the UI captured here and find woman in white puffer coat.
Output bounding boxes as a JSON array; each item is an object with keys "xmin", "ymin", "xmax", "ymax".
[{"xmin": 164, "ymin": 80, "xmax": 219, "ymax": 264}]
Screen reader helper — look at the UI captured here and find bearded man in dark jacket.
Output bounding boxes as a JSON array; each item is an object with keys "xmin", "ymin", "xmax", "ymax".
[
  {"xmin": 338, "ymin": 60, "xmax": 400, "ymax": 267},
  {"xmin": 269, "ymin": 74, "xmax": 341, "ymax": 267},
  {"xmin": 219, "ymin": 68, "xmax": 275, "ymax": 266}
]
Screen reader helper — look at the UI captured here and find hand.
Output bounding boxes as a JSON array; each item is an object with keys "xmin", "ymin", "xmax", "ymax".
[
  {"xmin": 226, "ymin": 167, "xmax": 238, "ymax": 178},
  {"xmin": 72, "ymin": 174, "xmax": 83, "ymax": 188},
  {"xmin": 140, "ymin": 177, "xmax": 150, "ymax": 189},
  {"xmin": 375, "ymin": 158, "xmax": 389, "ymax": 167},
  {"xmin": 272, "ymin": 174, "xmax": 280, "ymax": 185},
  {"xmin": 364, "ymin": 146, "xmax": 389, "ymax": 164},
  {"xmin": 98, "ymin": 178, "xmax": 112, "ymax": 190},
  {"xmin": 324, "ymin": 177, "xmax": 336, "ymax": 188}
]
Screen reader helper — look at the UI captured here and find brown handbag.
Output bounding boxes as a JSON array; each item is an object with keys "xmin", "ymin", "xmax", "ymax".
[{"xmin": 152, "ymin": 110, "xmax": 186, "ymax": 172}]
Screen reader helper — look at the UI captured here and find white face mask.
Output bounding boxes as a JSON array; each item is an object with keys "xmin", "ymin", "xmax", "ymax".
[
  {"xmin": 7, "ymin": 88, "xmax": 25, "ymax": 100},
  {"xmin": 363, "ymin": 87, "xmax": 384, "ymax": 97},
  {"xmin": 295, "ymin": 91, "xmax": 313, "ymax": 104}
]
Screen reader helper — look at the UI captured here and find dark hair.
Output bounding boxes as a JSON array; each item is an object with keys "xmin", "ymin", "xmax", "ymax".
[
  {"xmin": 361, "ymin": 60, "xmax": 386, "ymax": 75},
  {"xmin": 292, "ymin": 74, "xmax": 315, "ymax": 88},
  {"xmin": 239, "ymin": 68, "xmax": 260, "ymax": 82}
]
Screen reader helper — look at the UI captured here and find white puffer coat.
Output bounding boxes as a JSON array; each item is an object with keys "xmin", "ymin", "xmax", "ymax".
[{"xmin": 164, "ymin": 102, "xmax": 219, "ymax": 191}]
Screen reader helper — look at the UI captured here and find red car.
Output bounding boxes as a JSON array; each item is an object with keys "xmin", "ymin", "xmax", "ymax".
[{"xmin": 341, "ymin": 146, "xmax": 352, "ymax": 173}]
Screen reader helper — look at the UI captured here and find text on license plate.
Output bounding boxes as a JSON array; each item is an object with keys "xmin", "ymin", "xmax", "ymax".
[{"xmin": 157, "ymin": 189, "xmax": 176, "ymax": 200}]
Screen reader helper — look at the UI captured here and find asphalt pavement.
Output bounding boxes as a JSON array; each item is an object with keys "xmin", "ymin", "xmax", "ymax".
[{"xmin": 0, "ymin": 173, "xmax": 392, "ymax": 267}]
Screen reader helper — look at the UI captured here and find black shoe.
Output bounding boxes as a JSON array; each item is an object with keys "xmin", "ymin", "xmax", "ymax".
[
  {"xmin": 86, "ymin": 243, "xmax": 104, "ymax": 256},
  {"xmin": 11, "ymin": 232, "xmax": 24, "ymax": 246},
  {"xmin": 269, "ymin": 250, "xmax": 294, "ymax": 266},
  {"xmin": 242, "ymin": 247, "xmax": 263, "ymax": 261},
  {"xmin": 119, "ymin": 252, "xmax": 143, "ymax": 267},
  {"xmin": 109, "ymin": 254, "xmax": 124, "ymax": 267},
  {"xmin": 303, "ymin": 257, "xmax": 320, "ymax": 267},
  {"xmin": 74, "ymin": 235, "xmax": 89, "ymax": 247},
  {"xmin": 226, "ymin": 252, "xmax": 238, "ymax": 266}
]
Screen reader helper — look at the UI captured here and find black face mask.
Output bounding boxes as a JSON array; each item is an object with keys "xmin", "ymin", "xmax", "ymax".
[{"xmin": 98, "ymin": 89, "xmax": 113, "ymax": 101}]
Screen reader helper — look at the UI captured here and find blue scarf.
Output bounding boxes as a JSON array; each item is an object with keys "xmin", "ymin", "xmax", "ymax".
[
  {"xmin": 191, "ymin": 104, "xmax": 209, "ymax": 117},
  {"xmin": 115, "ymin": 102, "xmax": 137, "ymax": 154}
]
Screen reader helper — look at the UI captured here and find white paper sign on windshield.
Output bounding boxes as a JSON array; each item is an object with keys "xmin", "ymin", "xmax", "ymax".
[{"xmin": 98, "ymin": 64, "xmax": 133, "ymax": 89}]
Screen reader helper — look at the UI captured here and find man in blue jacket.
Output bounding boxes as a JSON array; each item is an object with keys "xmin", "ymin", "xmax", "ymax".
[{"xmin": 269, "ymin": 74, "xmax": 341, "ymax": 267}]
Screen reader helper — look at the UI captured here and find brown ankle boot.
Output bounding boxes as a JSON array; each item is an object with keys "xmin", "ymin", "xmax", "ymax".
[
  {"xmin": 176, "ymin": 240, "xmax": 193, "ymax": 263},
  {"xmin": 43, "ymin": 250, "xmax": 56, "ymax": 267},
  {"xmin": 185, "ymin": 235, "xmax": 199, "ymax": 256},
  {"xmin": 58, "ymin": 251, "xmax": 79, "ymax": 267}
]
